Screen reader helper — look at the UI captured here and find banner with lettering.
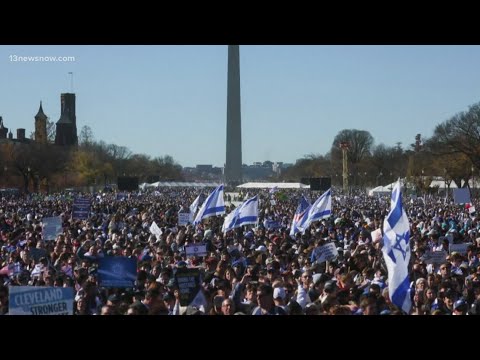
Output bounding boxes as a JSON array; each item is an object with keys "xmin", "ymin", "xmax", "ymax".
[
  {"xmin": 9, "ymin": 287, "xmax": 74, "ymax": 315},
  {"xmin": 174, "ymin": 268, "xmax": 201, "ymax": 307}
]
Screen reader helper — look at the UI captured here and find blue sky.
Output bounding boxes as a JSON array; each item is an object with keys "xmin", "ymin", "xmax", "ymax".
[{"xmin": 1, "ymin": 45, "xmax": 480, "ymax": 167}]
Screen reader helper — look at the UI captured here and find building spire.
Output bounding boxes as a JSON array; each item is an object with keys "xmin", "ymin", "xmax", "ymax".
[{"xmin": 35, "ymin": 101, "xmax": 47, "ymax": 120}]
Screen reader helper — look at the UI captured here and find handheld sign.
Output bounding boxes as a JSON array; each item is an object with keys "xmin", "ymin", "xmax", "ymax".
[
  {"xmin": 185, "ymin": 244, "xmax": 207, "ymax": 257},
  {"xmin": 98, "ymin": 257, "xmax": 137, "ymax": 288},
  {"xmin": 9, "ymin": 287, "xmax": 74, "ymax": 315}
]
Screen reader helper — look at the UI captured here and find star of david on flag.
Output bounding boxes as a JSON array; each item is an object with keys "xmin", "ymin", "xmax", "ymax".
[{"xmin": 381, "ymin": 180, "xmax": 412, "ymax": 314}]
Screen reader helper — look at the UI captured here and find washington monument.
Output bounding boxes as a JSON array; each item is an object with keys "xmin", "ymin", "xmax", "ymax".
[{"xmin": 225, "ymin": 45, "xmax": 242, "ymax": 184}]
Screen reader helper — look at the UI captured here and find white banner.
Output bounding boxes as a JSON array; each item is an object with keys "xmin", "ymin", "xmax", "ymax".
[
  {"xmin": 149, "ymin": 221, "xmax": 163, "ymax": 240},
  {"xmin": 178, "ymin": 212, "xmax": 191, "ymax": 226},
  {"xmin": 313, "ymin": 243, "xmax": 338, "ymax": 264},
  {"xmin": 42, "ymin": 216, "xmax": 63, "ymax": 241},
  {"xmin": 421, "ymin": 250, "xmax": 448, "ymax": 265}
]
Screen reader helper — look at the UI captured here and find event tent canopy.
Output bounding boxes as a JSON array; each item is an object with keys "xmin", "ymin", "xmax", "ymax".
[{"xmin": 236, "ymin": 182, "xmax": 310, "ymax": 189}]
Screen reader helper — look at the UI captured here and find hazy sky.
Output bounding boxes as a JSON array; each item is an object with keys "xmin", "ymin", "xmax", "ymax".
[{"xmin": 1, "ymin": 45, "xmax": 480, "ymax": 167}]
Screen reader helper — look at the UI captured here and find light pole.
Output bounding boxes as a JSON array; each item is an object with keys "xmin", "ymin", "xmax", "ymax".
[
  {"xmin": 472, "ymin": 165, "xmax": 475, "ymax": 197},
  {"xmin": 340, "ymin": 142, "xmax": 350, "ymax": 192}
]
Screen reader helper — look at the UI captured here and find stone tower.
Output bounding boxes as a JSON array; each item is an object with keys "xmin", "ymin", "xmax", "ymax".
[
  {"xmin": 0, "ymin": 117, "xmax": 8, "ymax": 139},
  {"xmin": 35, "ymin": 101, "xmax": 48, "ymax": 144},
  {"xmin": 55, "ymin": 93, "xmax": 78, "ymax": 146}
]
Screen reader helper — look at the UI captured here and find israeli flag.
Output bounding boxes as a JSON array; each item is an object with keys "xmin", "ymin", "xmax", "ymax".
[
  {"xmin": 382, "ymin": 180, "xmax": 412, "ymax": 314},
  {"xmin": 222, "ymin": 203, "xmax": 243, "ymax": 233},
  {"xmin": 235, "ymin": 195, "xmax": 258, "ymax": 227},
  {"xmin": 289, "ymin": 195, "xmax": 311, "ymax": 237},
  {"xmin": 189, "ymin": 194, "xmax": 202, "ymax": 223},
  {"xmin": 222, "ymin": 195, "xmax": 258, "ymax": 232},
  {"xmin": 300, "ymin": 189, "xmax": 331, "ymax": 231},
  {"xmin": 193, "ymin": 185, "xmax": 225, "ymax": 225}
]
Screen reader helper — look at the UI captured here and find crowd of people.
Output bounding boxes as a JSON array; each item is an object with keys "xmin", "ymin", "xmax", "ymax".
[{"xmin": 0, "ymin": 185, "xmax": 479, "ymax": 315}]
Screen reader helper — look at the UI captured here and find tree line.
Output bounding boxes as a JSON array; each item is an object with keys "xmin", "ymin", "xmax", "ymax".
[
  {"xmin": 0, "ymin": 125, "xmax": 183, "ymax": 192},
  {"xmin": 2, "ymin": 99, "xmax": 480, "ymax": 193},
  {"xmin": 278, "ymin": 101, "xmax": 480, "ymax": 192}
]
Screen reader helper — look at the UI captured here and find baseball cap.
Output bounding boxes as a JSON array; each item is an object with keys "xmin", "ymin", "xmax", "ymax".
[
  {"xmin": 255, "ymin": 245, "xmax": 267, "ymax": 253},
  {"xmin": 453, "ymin": 299, "xmax": 467, "ymax": 311},
  {"xmin": 273, "ymin": 287, "xmax": 286, "ymax": 300}
]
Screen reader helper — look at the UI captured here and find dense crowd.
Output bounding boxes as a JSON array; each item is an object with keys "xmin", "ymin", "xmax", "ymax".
[{"xmin": 0, "ymin": 186, "xmax": 479, "ymax": 315}]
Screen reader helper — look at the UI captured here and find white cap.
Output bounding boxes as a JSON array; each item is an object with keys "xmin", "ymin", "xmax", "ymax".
[
  {"xmin": 255, "ymin": 245, "xmax": 267, "ymax": 253},
  {"xmin": 273, "ymin": 287, "xmax": 286, "ymax": 300}
]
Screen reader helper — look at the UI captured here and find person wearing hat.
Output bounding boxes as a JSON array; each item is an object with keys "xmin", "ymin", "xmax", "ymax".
[
  {"xmin": 272, "ymin": 286, "xmax": 287, "ymax": 311},
  {"xmin": 453, "ymin": 299, "xmax": 468, "ymax": 315}
]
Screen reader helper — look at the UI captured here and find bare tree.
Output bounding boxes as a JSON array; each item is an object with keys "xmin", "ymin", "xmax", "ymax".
[
  {"xmin": 331, "ymin": 129, "xmax": 374, "ymax": 164},
  {"xmin": 47, "ymin": 120, "xmax": 56, "ymax": 143},
  {"xmin": 430, "ymin": 102, "xmax": 480, "ymax": 169},
  {"xmin": 79, "ymin": 125, "xmax": 94, "ymax": 147}
]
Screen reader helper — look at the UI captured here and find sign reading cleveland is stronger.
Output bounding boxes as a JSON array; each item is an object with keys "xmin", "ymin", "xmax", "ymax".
[{"xmin": 9, "ymin": 287, "xmax": 74, "ymax": 315}]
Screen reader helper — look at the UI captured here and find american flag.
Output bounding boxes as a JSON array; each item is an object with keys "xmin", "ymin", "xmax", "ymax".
[{"xmin": 289, "ymin": 195, "xmax": 311, "ymax": 237}]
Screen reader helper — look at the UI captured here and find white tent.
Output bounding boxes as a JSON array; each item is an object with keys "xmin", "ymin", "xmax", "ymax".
[
  {"xmin": 429, "ymin": 179, "xmax": 458, "ymax": 189},
  {"xmin": 236, "ymin": 182, "xmax": 310, "ymax": 189},
  {"xmin": 368, "ymin": 186, "xmax": 391, "ymax": 197},
  {"xmin": 383, "ymin": 178, "xmax": 412, "ymax": 190},
  {"xmin": 139, "ymin": 181, "xmax": 221, "ymax": 189}
]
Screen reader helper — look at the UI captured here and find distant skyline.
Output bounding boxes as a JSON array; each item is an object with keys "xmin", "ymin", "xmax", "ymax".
[{"xmin": 2, "ymin": 45, "xmax": 480, "ymax": 167}]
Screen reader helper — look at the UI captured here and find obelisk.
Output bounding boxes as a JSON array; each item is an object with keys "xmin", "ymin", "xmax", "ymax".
[{"xmin": 225, "ymin": 45, "xmax": 242, "ymax": 185}]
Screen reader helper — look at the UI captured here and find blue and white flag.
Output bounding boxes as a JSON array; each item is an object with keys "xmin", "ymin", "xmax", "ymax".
[
  {"xmin": 222, "ymin": 204, "xmax": 243, "ymax": 233},
  {"xmin": 189, "ymin": 194, "xmax": 202, "ymax": 223},
  {"xmin": 235, "ymin": 195, "xmax": 258, "ymax": 227},
  {"xmin": 290, "ymin": 195, "xmax": 311, "ymax": 237},
  {"xmin": 269, "ymin": 186, "xmax": 279, "ymax": 194},
  {"xmin": 299, "ymin": 189, "xmax": 332, "ymax": 231},
  {"xmin": 193, "ymin": 185, "xmax": 225, "ymax": 225},
  {"xmin": 382, "ymin": 180, "xmax": 412, "ymax": 314},
  {"xmin": 222, "ymin": 195, "xmax": 258, "ymax": 232}
]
